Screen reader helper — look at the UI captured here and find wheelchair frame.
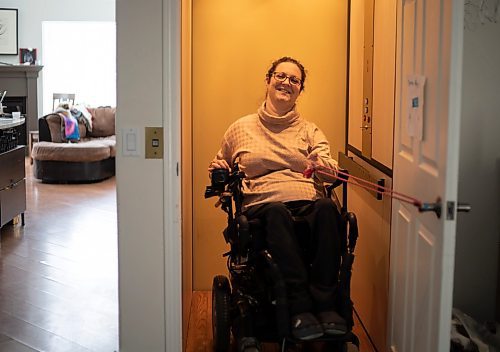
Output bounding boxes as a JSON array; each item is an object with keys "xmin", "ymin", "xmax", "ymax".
[{"xmin": 206, "ymin": 164, "xmax": 360, "ymax": 352}]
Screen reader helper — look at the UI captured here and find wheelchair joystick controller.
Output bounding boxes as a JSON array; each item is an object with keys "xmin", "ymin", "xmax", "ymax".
[{"xmin": 205, "ymin": 168, "xmax": 230, "ymax": 198}]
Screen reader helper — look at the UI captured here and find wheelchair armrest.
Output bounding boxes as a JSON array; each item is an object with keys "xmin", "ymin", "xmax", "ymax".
[{"xmin": 325, "ymin": 168, "xmax": 348, "ymax": 198}]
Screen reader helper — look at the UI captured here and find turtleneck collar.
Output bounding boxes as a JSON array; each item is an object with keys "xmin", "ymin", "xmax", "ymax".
[{"xmin": 258, "ymin": 102, "xmax": 300, "ymax": 126}]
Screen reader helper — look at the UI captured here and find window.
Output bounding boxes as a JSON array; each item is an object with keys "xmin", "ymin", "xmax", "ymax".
[{"xmin": 42, "ymin": 21, "xmax": 116, "ymax": 114}]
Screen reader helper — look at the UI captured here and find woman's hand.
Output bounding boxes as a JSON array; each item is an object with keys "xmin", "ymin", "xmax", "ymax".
[
  {"xmin": 305, "ymin": 152, "xmax": 338, "ymax": 179},
  {"xmin": 208, "ymin": 159, "xmax": 230, "ymax": 173},
  {"xmin": 304, "ymin": 153, "xmax": 319, "ymax": 178},
  {"xmin": 306, "ymin": 152, "xmax": 322, "ymax": 171}
]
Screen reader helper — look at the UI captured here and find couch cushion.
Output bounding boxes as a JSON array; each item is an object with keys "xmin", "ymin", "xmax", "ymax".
[
  {"xmin": 32, "ymin": 140, "xmax": 112, "ymax": 162},
  {"xmin": 87, "ymin": 107, "xmax": 115, "ymax": 137},
  {"xmin": 88, "ymin": 135, "xmax": 116, "ymax": 157}
]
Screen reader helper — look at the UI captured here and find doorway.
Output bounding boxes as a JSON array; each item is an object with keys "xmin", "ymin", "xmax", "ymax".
[{"xmin": 182, "ymin": 0, "xmax": 358, "ymax": 349}]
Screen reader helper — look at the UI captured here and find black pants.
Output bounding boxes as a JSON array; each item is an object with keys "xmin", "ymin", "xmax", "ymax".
[{"xmin": 245, "ymin": 198, "xmax": 342, "ymax": 316}]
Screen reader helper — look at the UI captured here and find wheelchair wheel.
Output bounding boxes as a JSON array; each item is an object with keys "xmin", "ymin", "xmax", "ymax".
[
  {"xmin": 212, "ymin": 275, "xmax": 231, "ymax": 352},
  {"xmin": 345, "ymin": 341, "xmax": 359, "ymax": 352}
]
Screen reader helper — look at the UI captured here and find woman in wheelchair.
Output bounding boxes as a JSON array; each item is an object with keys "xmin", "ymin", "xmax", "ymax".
[{"xmin": 208, "ymin": 57, "xmax": 348, "ymax": 343}]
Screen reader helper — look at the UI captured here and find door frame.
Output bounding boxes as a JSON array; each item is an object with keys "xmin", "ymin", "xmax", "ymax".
[
  {"xmin": 163, "ymin": 0, "xmax": 183, "ymax": 350},
  {"xmin": 162, "ymin": 0, "xmax": 466, "ymax": 350}
]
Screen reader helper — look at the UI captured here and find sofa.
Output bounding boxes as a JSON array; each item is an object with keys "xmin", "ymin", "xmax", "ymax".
[{"xmin": 32, "ymin": 106, "xmax": 116, "ymax": 183}]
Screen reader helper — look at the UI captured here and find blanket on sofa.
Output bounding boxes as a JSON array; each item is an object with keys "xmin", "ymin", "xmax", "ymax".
[{"xmin": 55, "ymin": 107, "xmax": 80, "ymax": 141}]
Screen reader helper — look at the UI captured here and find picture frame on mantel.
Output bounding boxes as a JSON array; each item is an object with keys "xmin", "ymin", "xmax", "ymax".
[
  {"xmin": 0, "ymin": 8, "xmax": 18, "ymax": 55},
  {"xmin": 20, "ymin": 48, "xmax": 36, "ymax": 65}
]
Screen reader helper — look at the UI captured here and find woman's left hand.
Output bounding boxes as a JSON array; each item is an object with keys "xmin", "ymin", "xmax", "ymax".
[
  {"xmin": 305, "ymin": 152, "xmax": 337, "ymax": 179},
  {"xmin": 306, "ymin": 152, "xmax": 321, "ymax": 169}
]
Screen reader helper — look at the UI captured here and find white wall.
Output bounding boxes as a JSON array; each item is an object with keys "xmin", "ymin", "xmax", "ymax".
[
  {"xmin": 0, "ymin": 0, "xmax": 114, "ymax": 63},
  {"xmin": 0, "ymin": 0, "xmax": 115, "ymax": 113},
  {"xmin": 454, "ymin": 22, "xmax": 500, "ymax": 321}
]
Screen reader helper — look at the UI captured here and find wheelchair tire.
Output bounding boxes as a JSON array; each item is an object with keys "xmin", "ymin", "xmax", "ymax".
[
  {"xmin": 212, "ymin": 275, "xmax": 231, "ymax": 352},
  {"xmin": 346, "ymin": 342, "xmax": 359, "ymax": 352}
]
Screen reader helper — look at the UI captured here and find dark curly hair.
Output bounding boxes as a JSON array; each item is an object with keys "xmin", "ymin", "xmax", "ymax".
[{"xmin": 265, "ymin": 56, "xmax": 307, "ymax": 92}]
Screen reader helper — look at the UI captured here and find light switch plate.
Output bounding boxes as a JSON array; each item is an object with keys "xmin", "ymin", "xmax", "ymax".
[
  {"xmin": 122, "ymin": 128, "xmax": 140, "ymax": 157},
  {"xmin": 145, "ymin": 127, "xmax": 163, "ymax": 159}
]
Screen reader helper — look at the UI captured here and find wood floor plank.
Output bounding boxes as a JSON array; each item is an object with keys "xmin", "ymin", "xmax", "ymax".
[
  {"xmin": 0, "ymin": 338, "xmax": 38, "ymax": 352},
  {"xmin": 187, "ymin": 291, "xmax": 376, "ymax": 352},
  {"xmin": 0, "ymin": 332, "xmax": 12, "ymax": 344},
  {"xmin": 0, "ymin": 160, "xmax": 118, "ymax": 352},
  {"xmin": 0, "ymin": 311, "xmax": 92, "ymax": 352},
  {"xmin": 186, "ymin": 291, "xmax": 213, "ymax": 352},
  {"xmin": 0, "ymin": 293, "xmax": 117, "ymax": 351}
]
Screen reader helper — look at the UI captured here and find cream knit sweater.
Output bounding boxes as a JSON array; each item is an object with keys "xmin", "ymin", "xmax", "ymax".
[{"xmin": 213, "ymin": 103, "xmax": 338, "ymax": 209}]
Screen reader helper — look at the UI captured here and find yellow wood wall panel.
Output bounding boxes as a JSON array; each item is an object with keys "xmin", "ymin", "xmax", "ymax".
[
  {"xmin": 192, "ymin": 0, "xmax": 348, "ymax": 290},
  {"xmin": 348, "ymin": 0, "xmax": 364, "ymax": 151},
  {"xmin": 348, "ymin": 155, "xmax": 391, "ymax": 352},
  {"xmin": 372, "ymin": 0, "xmax": 397, "ymax": 168}
]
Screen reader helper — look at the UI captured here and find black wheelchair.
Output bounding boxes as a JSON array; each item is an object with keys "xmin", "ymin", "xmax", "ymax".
[{"xmin": 205, "ymin": 164, "xmax": 360, "ymax": 352}]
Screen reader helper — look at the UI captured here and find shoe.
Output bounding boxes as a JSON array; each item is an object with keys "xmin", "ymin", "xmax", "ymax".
[
  {"xmin": 291, "ymin": 312, "xmax": 324, "ymax": 340},
  {"xmin": 238, "ymin": 337, "xmax": 261, "ymax": 352},
  {"xmin": 317, "ymin": 310, "xmax": 347, "ymax": 335}
]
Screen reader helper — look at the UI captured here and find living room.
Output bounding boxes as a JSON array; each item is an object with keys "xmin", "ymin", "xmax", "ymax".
[
  {"xmin": 1, "ymin": 0, "xmax": 183, "ymax": 351},
  {"xmin": 0, "ymin": 1, "xmax": 118, "ymax": 350}
]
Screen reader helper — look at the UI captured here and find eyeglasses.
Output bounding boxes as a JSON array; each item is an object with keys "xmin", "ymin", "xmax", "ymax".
[{"xmin": 272, "ymin": 72, "xmax": 302, "ymax": 87}]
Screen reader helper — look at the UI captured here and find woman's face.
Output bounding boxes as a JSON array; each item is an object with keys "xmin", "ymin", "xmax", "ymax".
[{"xmin": 267, "ymin": 62, "xmax": 303, "ymax": 107}]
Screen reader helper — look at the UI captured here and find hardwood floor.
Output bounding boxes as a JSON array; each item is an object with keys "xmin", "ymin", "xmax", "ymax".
[
  {"xmin": 0, "ymin": 160, "xmax": 118, "ymax": 352},
  {"xmin": 1, "ymin": 160, "xmax": 377, "ymax": 352},
  {"xmin": 185, "ymin": 292, "xmax": 376, "ymax": 352}
]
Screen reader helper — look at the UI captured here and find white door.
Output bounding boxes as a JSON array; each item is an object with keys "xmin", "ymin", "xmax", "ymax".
[{"xmin": 389, "ymin": 1, "xmax": 464, "ymax": 352}]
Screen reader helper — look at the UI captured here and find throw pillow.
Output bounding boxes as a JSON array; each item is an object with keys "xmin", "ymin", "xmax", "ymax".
[{"xmin": 87, "ymin": 106, "xmax": 115, "ymax": 138}]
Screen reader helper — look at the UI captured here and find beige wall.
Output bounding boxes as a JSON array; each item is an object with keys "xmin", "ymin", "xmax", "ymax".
[{"xmin": 191, "ymin": 0, "xmax": 348, "ymax": 290}]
